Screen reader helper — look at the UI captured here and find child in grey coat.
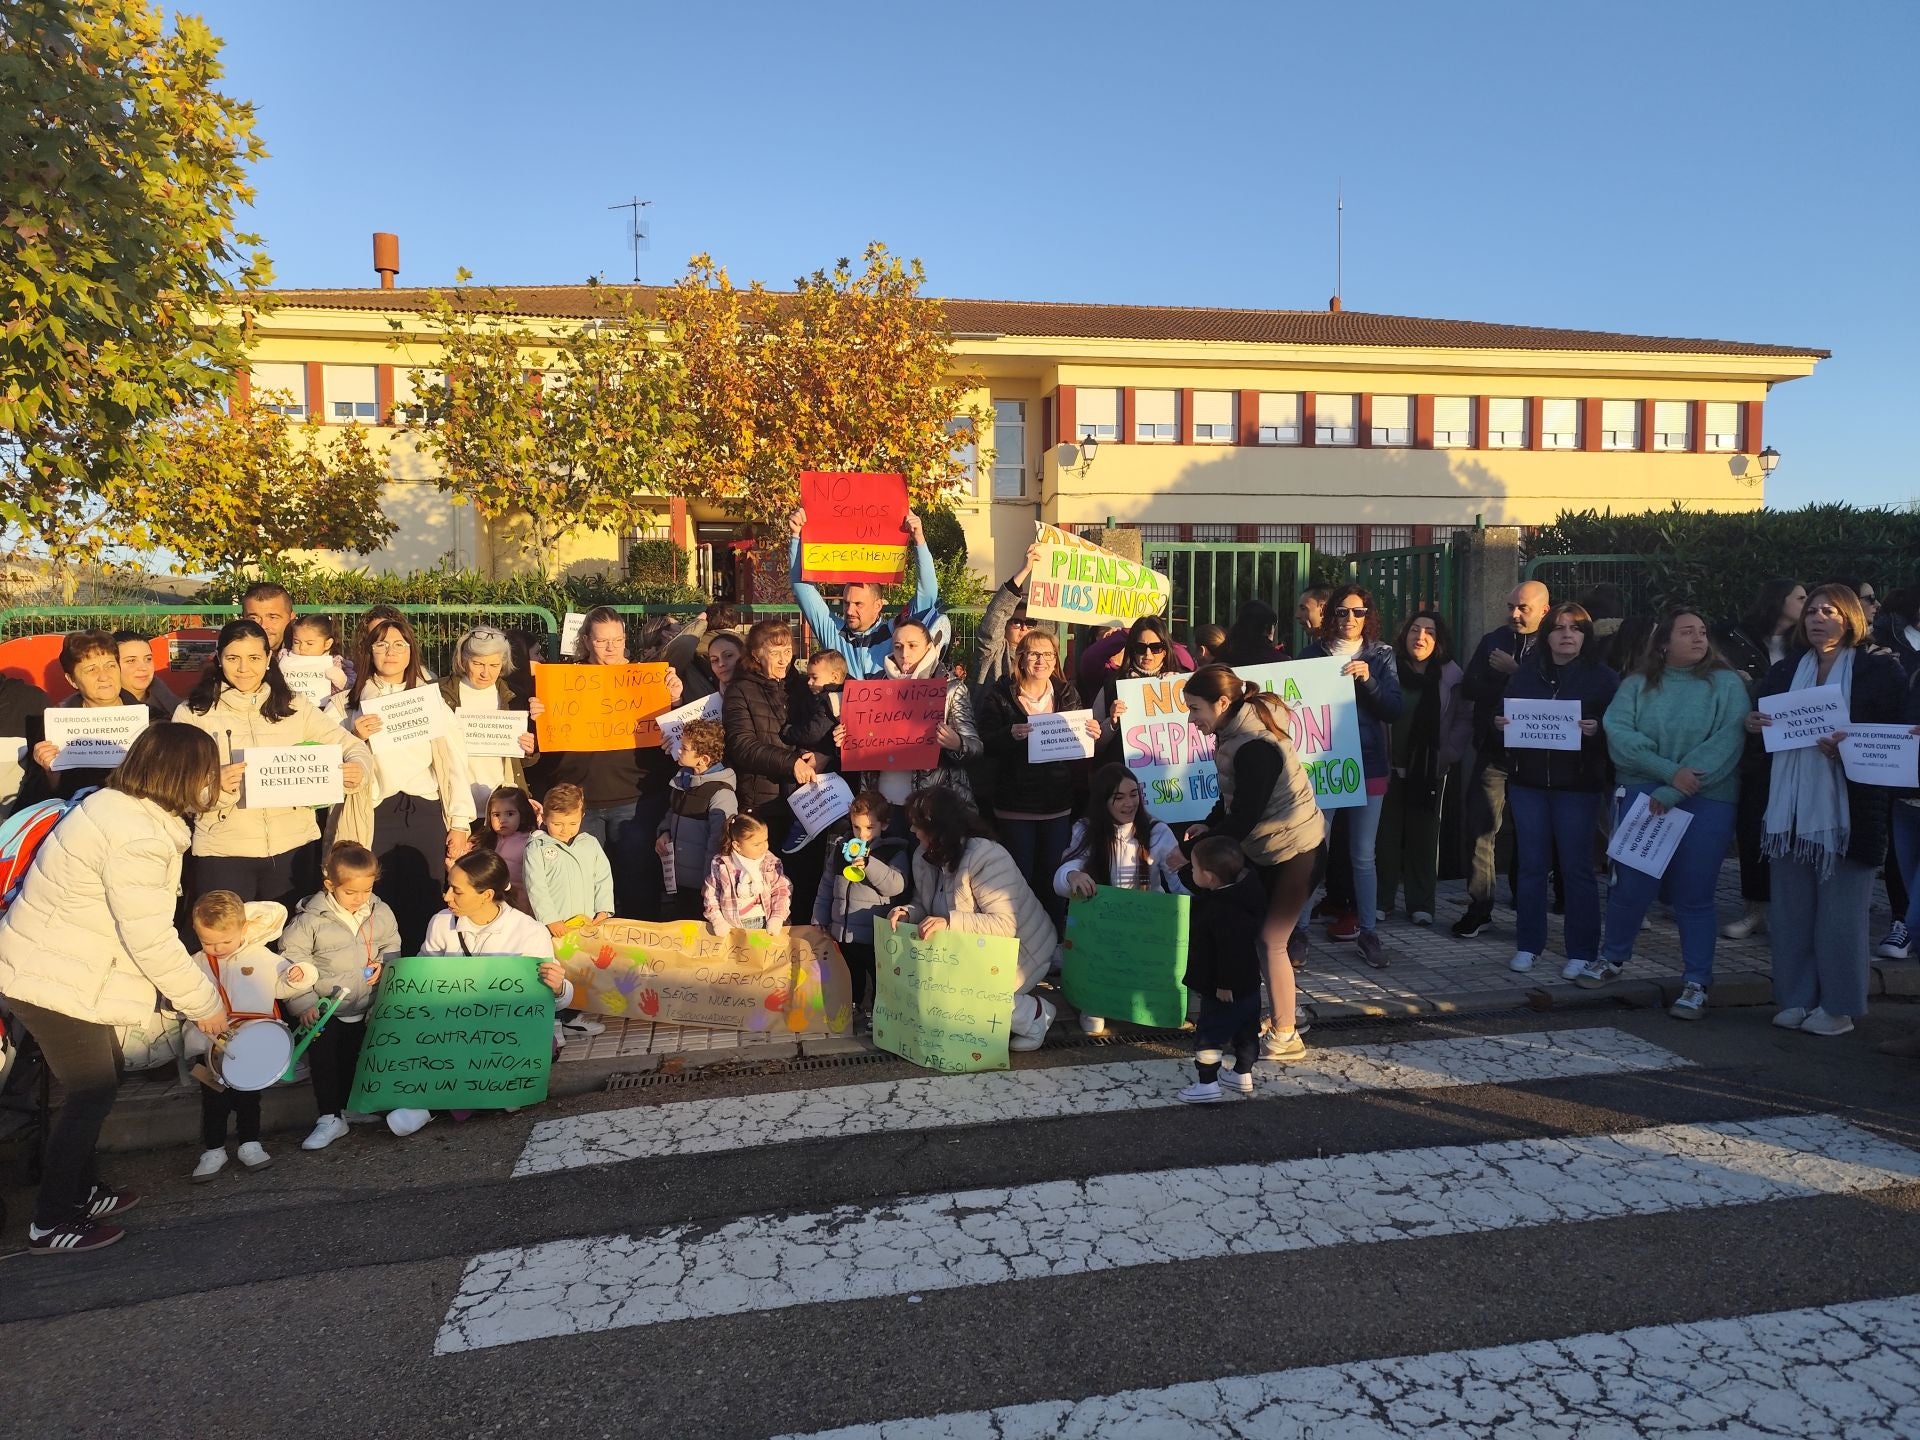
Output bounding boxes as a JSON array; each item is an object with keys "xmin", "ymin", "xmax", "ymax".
[{"xmin": 811, "ymin": 790, "xmax": 910, "ymax": 1023}]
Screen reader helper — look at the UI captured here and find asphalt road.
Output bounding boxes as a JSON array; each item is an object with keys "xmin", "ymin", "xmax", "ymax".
[{"xmin": 4, "ymin": 1004, "xmax": 1919, "ymax": 1439}]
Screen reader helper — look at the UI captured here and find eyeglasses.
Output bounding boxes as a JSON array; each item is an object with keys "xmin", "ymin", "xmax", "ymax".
[
  {"xmin": 1332, "ymin": 607, "xmax": 1369, "ymax": 619},
  {"xmin": 1134, "ymin": 642, "xmax": 1167, "ymax": 655},
  {"xmin": 371, "ymin": 639, "xmax": 410, "ymax": 652}
]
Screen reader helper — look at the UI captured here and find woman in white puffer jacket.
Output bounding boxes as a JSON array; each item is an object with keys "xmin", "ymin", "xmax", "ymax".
[{"xmin": 0, "ymin": 724, "xmax": 231, "ymax": 1255}]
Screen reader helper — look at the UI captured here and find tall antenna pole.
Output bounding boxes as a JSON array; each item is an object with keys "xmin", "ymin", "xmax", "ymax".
[
  {"xmin": 608, "ymin": 196, "xmax": 652, "ymax": 283},
  {"xmin": 1336, "ymin": 180, "xmax": 1344, "ymax": 306}
]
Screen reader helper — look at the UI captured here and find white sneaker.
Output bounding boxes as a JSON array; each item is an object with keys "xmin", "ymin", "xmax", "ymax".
[
  {"xmin": 1509, "ymin": 951, "xmax": 1536, "ymax": 973},
  {"xmin": 1009, "ymin": 997, "xmax": 1056, "ymax": 1052},
  {"xmin": 1571, "ymin": 960, "xmax": 1623, "ymax": 990},
  {"xmin": 386, "ymin": 1107, "xmax": 434, "ymax": 1137},
  {"xmin": 1260, "ymin": 1028, "xmax": 1307, "ymax": 1063},
  {"xmin": 191, "ymin": 1148, "xmax": 227, "ymax": 1183},
  {"xmin": 1178, "ymin": 1080, "xmax": 1222, "ymax": 1104},
  {"xmin": 1217, "ymin": 1067, "xmax": 1254, "ymax": 1096},
  {"xmin": 1722, "ymin": 906, "xmax": 1767, "ymax": 940},
  {"xmin": 1669, "ymin": 982, "xmax": 1708, "ymax": 1021},
  {"xmin": 1772, "ymin": 1007, "xmax": 1810, "ymax": 1030},
  {"xmin": 1410, "ymin": 911, "xmax": 1433, "ymax": 927},
  {"xmin": 1077, "ymin": 1013, "xmax": 1106, "ymax": 1036},
  {"xmin": 302, "ymin": 1114, "xmax": 350, "ymax": 1151},
  {"xmin": 1560, "ymin": 957, "xmax": 1587, "ymax": 980},
  {"xmin": 562, "ymin": 1015, "xmax": 605, "ymax": 1036},
  {"xmin": 1799, "ymin": 1008, "xmax": 1854, "ymax": 1037},
  {"xmin": 236, "ymin": 1141, "xmax": 271, "ymax": 1170}
]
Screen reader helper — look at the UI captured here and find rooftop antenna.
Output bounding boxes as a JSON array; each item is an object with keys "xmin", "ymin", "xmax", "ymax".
[
  {"xmin": 609, "ymin": 196, "xmax": 652, "ymax": 283},
  {"xmin": 1334, "ymin": 180, "xmax": 1344, "ymax": 312}
]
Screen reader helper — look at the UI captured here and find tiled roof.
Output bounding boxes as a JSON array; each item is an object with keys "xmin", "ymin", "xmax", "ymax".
[{"xmin": 260, "ymin": 285, "xmax": 1829, "ymax": 359}]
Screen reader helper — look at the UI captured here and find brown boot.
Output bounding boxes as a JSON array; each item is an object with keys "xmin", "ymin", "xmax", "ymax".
[{"xmin": 1873, "ymin": 1030, "xmax": 1920, "ymax": 1059}]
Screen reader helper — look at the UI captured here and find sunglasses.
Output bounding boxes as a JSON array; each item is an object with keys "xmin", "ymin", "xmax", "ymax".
[
  {"xmin": 1009, "ymin": 615, "xmax": 1035, "ymax": 627},
  {"xmin": 1332, "ymin": 607, "xmax": 1369, "ymax": 619},
  {"xmin": 1133, "ymin": 642, "xmax": 1167, "ymax": 655}
]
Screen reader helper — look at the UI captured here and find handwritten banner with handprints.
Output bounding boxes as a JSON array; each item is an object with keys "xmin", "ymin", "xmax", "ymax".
[
  {"xmin": 348, "ymin": 954, "xmax": 553, "ymax": 1112},
  {"xmin": 840, "ymin": 677, "xmax": 947, "ymax": 771},
  {"xmin": 554, "ymin": 918, "xmax": 853, "ymax": 1035},
  {"xmin": 873, "ymin": 926, "xmax": 1016, "ymax": 1073},
  {"xmin": 532, "ymin": 662, "xmax": 674, "ymax": 751},
  {"xmin": 799, "ymin": 471, "xmax": 909, "ymax": 584},
  {"xmin": 1062, "ymin": 886, "xmax": 1190, "ymax": 1027}
]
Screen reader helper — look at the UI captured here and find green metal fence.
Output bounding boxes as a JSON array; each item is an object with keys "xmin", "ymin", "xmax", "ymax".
[
  {"xmin": 1143, "ymin": 542, "xmax": 1314, "ymax": 652},
  {"xmin": 1351, "ymin": 544, "xmax": 1458, "ymax": 642},
  {"xmin": 1521, "ymin": 554, "xmax": 1658, "ymax": 617}
]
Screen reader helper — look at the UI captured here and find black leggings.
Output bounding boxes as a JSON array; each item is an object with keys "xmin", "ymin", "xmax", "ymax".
[
  {"xmin": 194, "ymin": 842, "xmax": 320, "ymax": 910},
  {"xmin": 374, "ymin": 793, "xmax": 448, "ymax": 953},
  {"xmin": 306, "ymin": 1016, "xmax": 368, "ymax": 1117},
  {"xmin": 8, "ymin": 998, "xmax": 122, "ymax": 1230},
  {"xmin": 200, "ymin": 1084, "xmax": 261, "ymax": 1148}
]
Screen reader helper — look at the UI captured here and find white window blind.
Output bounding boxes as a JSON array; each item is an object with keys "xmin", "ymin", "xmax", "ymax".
[
  {"xmin": 1704, "ymin": 401, "xmax": 1741, "ymax": 452},
  {"xmin": 1432, "ymin": 396, "xmax": 1473, "ymax": 447},
  {"xmin": 992, "ymin": 399, "xmax": 1026, "ymax": 498},
  {"xmin": 1076, "ymin": 388, "xmax": 1119, "ymax": 441},
  {"xmin": 1652, "ymin": 400, "xmax": 1691, "ymax": 451},
  {"xmin": 1257, "ymin": 393, "xmax": 1302, "ymax": 444},
  {"xmin": 1371, "ymin": 395, "xmax": 1411, "ymax": 446},
  {"xmin": 251, "ymin": 362, "xmax": 307, "ymax": 418},
  {"xmin": 1193, "ymin": 391, "xmax": 1235, "ymax": 443},
  {"xmin": 1138, "ymin": 524, "xmax": 1180, "ymax": 542},
  {"xmin": 1487, "ymin": 397, "xmax": 1527, "ymax": 448},
  {"xmin": 1315, "ymin": 523, "xmax": 1358, "ymax": 554},
  {"xmin": 1135, "ymin": 389, "xmax": 1177, "ymax": 442},
  {"xmin": 1541, "ymin": 398, "xmax": 1580, "ymax": 449},
  {"xmin": 946, "ymin": 417, "xmax": 978, "ymax": 495},
  {"xmin": 323, "ymin": 364, "xmax": 378, "ymax": 424},
  {"xmin": 1315, "ymin": 394, "xmax": 1357, "ymax": 445},
  {"xmin": 1601, "ymin": 399, "xmax": 1640, "ymax": 450}
]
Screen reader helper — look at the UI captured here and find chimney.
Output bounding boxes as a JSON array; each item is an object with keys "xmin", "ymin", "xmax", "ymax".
[
  {"xmin": 373, "ymin": 231, "xmax": 400, "ymax": 289},
  {"xmin": 1328, "ymin": 295, "xmax": 1342, "ymax": 313}
]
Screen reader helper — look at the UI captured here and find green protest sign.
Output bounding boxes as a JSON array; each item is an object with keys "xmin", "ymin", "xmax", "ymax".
[
  {"xmin": 873, "ymin": 926, "xmax": 1015, "ymax": 1073},
  {"xmin": 349, "ymin": 955, "xmax": 553, "ymax": 1112},
  {"xmin": 1062, "ymin": 886, "xmax": 1190, "ymax": 1027}
]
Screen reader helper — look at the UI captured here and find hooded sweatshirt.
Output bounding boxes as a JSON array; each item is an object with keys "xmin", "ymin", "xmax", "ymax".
[{"xmin": 522, "ymin": 829, "xmax": 616, "ymax": 924}]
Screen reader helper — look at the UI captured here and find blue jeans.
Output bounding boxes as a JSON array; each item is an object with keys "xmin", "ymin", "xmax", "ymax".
[
  {"xmin": 1346, "ymin": 790, "xmax": 1386, "ymax": 933},
  {"xmin": 1891, "ymin": 802, "xmax": 1920, "ymax": 933},
  {"xmin": 999, "ymin": 813, "xmax": 1074, "ymax": 935},
  {"xmin": 1509, "ymin": 784, "xmax": 1603, "ymax": 962},
  {"xmin": 1600, "ymin": 786, "xmax": 1737, "ymax": 988}
]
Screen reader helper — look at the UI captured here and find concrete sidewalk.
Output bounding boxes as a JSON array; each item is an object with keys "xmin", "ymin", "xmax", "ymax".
[{"xmin": 85, "ymin": 859, "xmax": 1918, "ymax": 1152}]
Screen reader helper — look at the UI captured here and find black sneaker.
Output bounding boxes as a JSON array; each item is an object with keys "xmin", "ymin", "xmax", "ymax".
[
  {"xmin": 83, "ymin": 1186, "xmax": 139, "ymax": 1219},
  {"xmin": 28, "ymin": 1220, "xmax": 124, "ymax": 1255},
  {"xmin": 1450, "ymin": 911, "xmax": 1491, "ymax": 939}
]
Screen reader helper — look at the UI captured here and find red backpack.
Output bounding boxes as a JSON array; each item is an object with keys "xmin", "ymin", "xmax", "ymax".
[{"xmin": 0, "ymin": 789, "xmax": 95, "ymax": 912}]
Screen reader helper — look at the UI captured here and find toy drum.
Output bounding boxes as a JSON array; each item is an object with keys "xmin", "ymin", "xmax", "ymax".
[{"xmin": 214, "ymin": 1019, "xmax": 293, "ymax": 1092}]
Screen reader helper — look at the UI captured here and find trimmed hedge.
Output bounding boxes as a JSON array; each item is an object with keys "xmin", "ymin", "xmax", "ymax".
[{"xmin": 1529, "ymin": 504, "xmax": 1920, "ymax": 620}]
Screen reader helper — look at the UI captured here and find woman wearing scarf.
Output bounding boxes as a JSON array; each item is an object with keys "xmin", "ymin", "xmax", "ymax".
[
  {"xmin": 844, "ymin": 618, "xmax": 980, "ymax": 810},
  {"xmin": 1579, "ymin": 608, "xmax": 1747, "ymax": 1020},
  {"xmin": 1378, "ymin": 612, "xmax": 1471, "ymax": 926},
  {"xmin": 1714, "ymin": 578, "xmax": 1807, "ymax": 941},
  {"xmin": 1751, "ymin": 584, "xmax": 1910, "ymax": 1037},
  {"xmin": 1091, "ymin": 616, "xmax": 1189, "ymax": 767}
]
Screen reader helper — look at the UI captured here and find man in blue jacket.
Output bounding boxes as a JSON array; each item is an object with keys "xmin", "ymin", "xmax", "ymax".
[{"xmin": 786, "ymin": 505, "xmax": 940, "ymax": 679}]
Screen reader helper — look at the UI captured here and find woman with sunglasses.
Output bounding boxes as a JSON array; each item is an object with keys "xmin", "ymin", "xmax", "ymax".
[
  {"xmin": 1296, "ymin": 585, "xmax": 1401, "ymax": 968},
  {"xmin": 1092, "ymin": 616, "xmax": 1189, "ymax": 765}
]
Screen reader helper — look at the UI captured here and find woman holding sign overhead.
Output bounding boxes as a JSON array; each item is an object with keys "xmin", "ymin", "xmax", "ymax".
[
  {"xmin": 333, "ymin": 612, "xmax": 477, "ymax": 953},
  {"xmin": 176, "ymin": 619, "xmax": 372, "ymax": 909},
  {"xmin": 1582, "ymin": 608, "xmax": 1748, "ymax": 1020},
  {"xmin": 439, "ymin": 625, "xmax": 540, "ymax": 816},
  {"xmin": 19, "ymin": 631, "xmax": 148, "ymax": 808},
  {"xmin": 1751, "ymin": 584, "xmax": 1911, "ymax": 1037}
]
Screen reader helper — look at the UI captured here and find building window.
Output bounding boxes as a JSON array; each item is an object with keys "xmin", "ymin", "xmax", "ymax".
[
  {"xmin": 1704, "ymin": 401, "xmax": 1741, "ymax": 452},
  {"xmin": 1138, "ymin": 524, "xmax": 1181, "ymax": 542},
  {"xmin": 1315, "ymin": 394, "xmax": 1357, "ymax": 446},
  {"xmin": 1652, "ymin": 400, "xmax": 1691, "ymax": 451},
  {"xmin": 991, "ymin": 399, "xmax": 1026, "ymax": 498},
  {"xmin": 1371, "ymin": 395, "xmax": 1411, "ymax": 446},
  {"xmin": 391, "ymin": 366, "xmax": 445, "ymax": 424},
  {"xmin": 1257, "ymin": 393, "xmax": 1302, "ymax": 444},
  {"xmin": 1369, "ymin": 525, "xmax": 1415, "ymax": 550},
  {"xmin": 1432, "ymin": 396, "xmax": 1474, "ymax": 448},
  {"xmin": 1258, "ymin": 523, "xmax": 1303, "ymax": 543},
  {"xmin": 1135, "ymin": 389, "xmax": 1177, "ymax": 442},
  {"xmin": 1192, "ymin": 391, "xmax": 1235, "ymax": 443},
  {"xmin": 1487, "ymin": 397, "xmax": 1527, "ymax": 448},
  {"xmin": 323, "ymin": 364, "xmax": 377, "ymax": 424},
  {"xmin": 1193, "ymin": 523, "xmax": 1238, "ymax": 541},
  {"xmin": 251, "ymin": 362, "xmax": 307, "ymax": 419},
  {"xmin": 1541, "ymin": 398, "xmax": 1580, "ymax": 448},
  {"xmin": 1601, "ymin": 399, "xmax": 1640, "ymax": 450},
  {"xmin": 946, "ymin": 417, "xmax": 978, "ymax": 495},
  {"xmin": 1316, "ymin": 523, "xmax": 1359, "ymax": 554},
  {"xmin": 1076, "ymin": 387, "xmax": 1119, "ymax": 442}
]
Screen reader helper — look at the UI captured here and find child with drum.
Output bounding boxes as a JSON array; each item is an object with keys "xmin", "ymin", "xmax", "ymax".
[{"xmin": 187, "ymin": 892, "xmax": 308, "ymax": 1182}]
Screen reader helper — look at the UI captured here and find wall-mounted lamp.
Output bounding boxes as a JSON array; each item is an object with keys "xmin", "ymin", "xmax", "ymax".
[
  {"xmin": 1053, "ymin": 433, "xmax": 1100, "ymax": 478},
  {"xmin": 1758, "ymin": 445, "xmax": 1780, "ymax": 476}
]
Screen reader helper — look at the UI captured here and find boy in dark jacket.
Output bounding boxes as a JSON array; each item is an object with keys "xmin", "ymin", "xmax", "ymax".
[
  {"xmin": 1177, "ymin": 835, "xmax": 1271, "ymax": 1103},
  {"xmin": 657, "ymin": 719, "xmax": 739, "ymax": 922}
]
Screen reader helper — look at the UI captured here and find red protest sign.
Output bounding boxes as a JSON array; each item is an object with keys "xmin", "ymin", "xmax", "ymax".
[
  {"xmin": 799, "ymin": 471, "xmax": 909, "ymax": 585},
  {"xmin": 841, "ymin": 678, "xmax": 947, "ymax": 771}
]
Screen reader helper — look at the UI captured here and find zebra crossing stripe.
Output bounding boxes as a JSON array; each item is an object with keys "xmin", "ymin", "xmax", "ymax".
[
  {"xmin": 512, "ymin": 1028, "xmax": 1690, "ymax": 1176},
  {"xmin": 769, "ymin": 1292, "xmax": 1920, "ymax": 1438},
  {"xmin": 437, "ymin": 1112, "xmax": 1920, "ymax": 1354}
]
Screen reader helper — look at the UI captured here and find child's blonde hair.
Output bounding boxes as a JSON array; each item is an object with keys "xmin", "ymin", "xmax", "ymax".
[
  {"xmin": 807, "ymin": 649, "xmax": 848, "ymax": 682},
  {"xmin": 324, "ymin": 841, "xmax": 380, "ymax": 884},
  {"xmin": 717, "ymin": 813, "xmax": 768, "ymax": 858},
  {"xmin": 191, "ymin": 889, "xmax": 247, "ymax": 933},
  {"xmin": 678, "ymin": 718, "xmax": 726, "ymax": 766},
  {"xmin": 542, "ymin": 782, "xmax": 585, "ymax": 818}
]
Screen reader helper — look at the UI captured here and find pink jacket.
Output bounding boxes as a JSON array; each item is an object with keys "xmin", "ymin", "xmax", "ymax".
[{"xmin": 702, "ymin": 852, "xmax": 793, "ymax": 933}]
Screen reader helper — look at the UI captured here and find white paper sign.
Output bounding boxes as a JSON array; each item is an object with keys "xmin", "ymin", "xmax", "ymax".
[
  {"xmin": 1028, "ymin": 708, "xmax": 1096, "ymax": 763},
  {"xmin": 276, "ymin": 654, "xmax": 338, "ymax": 707},
  {"xmin": 1759, "ymin": 684, "xmax": 1847, "ymax": 753},
  {"xmin": 789, "ymin": 773, "xmax": 855, "ymax": 838},
  {"xmin": 44, "ymin": 705, "xmax": 149, "ymax": 771},
  {"xmin": 1606, "ymin": 792, "xmax": 1695, "ymax": 879},
  {"xmin": 241, "ymin": 744, "xmax": 344, "ymax": 808},
  {"xmin": 560, "ymin": 611, "xmax": 587, "ymax": 658},
  {"xmin": 457, "ymin": 709, "xmax": 530, "ymax": 760},
  {"xmin": 1502, "ymin": 698, "xmax": 1583, "ymax": 752},
  {"xmin": 655, "ymin": 692, "xmax": 723, "ymax": 760},
  {"xmin": 362, "ymin": 686, "xmax": 449, "ymax": 753},
  {"xmin": 1838, "ymin": 723, "xmax": 1920, "ymax": 788}
]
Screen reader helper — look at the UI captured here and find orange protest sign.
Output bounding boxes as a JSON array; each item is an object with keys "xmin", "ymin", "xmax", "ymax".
[
  {"xmin": 532, "ymin": 663, "xmax": 673, "ymax": 751},
  {"xmin": 799, "ymin": 471, "xmax": 909, "ymax": 584}
]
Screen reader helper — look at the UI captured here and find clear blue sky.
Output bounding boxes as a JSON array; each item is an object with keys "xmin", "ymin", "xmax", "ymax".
[{"xmin": 196, "ymin": 0, "xmax": 1918, "ymax": 511}]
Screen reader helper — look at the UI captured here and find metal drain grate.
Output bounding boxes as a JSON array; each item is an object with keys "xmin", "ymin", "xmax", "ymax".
[{"xmin": 605, "ymin": 1049, "xmax": 898, "ymax": 1091}]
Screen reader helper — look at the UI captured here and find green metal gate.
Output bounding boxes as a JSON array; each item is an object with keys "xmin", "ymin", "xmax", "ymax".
[
  {"xmin": 1351, "ymin": 544, "xmax": 1458, "ymax": 642},
  {"xmin": 1143, "ymin": 542, "xmax": 1313, "ymax": 651},
  {"xmin": 1521, "ymin": 554, "xmax": 1658, "ymax": 617}
]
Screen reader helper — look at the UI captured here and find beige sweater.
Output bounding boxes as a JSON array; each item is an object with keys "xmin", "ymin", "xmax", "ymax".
[{"xmin": 903, "ymin": 836, "xmax": 1058, "ymax": 992}]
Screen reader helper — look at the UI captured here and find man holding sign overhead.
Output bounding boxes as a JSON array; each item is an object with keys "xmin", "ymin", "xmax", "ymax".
[{"xmin": 788, "ymin": 476, "xmax": 940, "ymax": 679}]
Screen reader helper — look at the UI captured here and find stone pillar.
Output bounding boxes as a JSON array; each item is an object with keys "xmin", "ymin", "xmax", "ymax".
[
  {"xmin": 1094, "ymin": 525, "xmax": 1142, "ymax": 563},
  {"xmin": 1461, "ymin": 526, "xmax": 1523, "ymax": 645}
]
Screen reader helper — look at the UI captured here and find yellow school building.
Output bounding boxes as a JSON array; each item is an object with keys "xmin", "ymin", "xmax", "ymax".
[{"xmin": 246, "ymin": 241, "xmax": 1825, "ymax": 593}]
